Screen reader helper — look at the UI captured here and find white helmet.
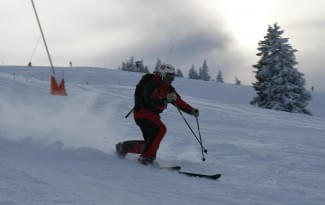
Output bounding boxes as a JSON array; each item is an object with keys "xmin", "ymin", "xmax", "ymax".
[{"xmin": 159, "ymin": 64, "xmax": 176, "ymax": 78}]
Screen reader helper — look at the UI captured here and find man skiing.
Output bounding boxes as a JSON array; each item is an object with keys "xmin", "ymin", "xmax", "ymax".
[{"xmin": 116, "ymin": 64, "xmax": 199, "ymax": 165}]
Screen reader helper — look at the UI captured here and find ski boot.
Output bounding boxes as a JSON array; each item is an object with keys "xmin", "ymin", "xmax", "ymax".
[{"xmin": 138, "ymin": 156, "xmax": 156, "ymax": 165}]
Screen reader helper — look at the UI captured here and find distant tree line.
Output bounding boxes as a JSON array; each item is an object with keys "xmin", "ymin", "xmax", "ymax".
[
  {"xmin": 119, "ymin": 57, "xmax": 241, "ymax": 84},
  {"xmin": 119, "ymin": 57, "xmax": 149, "ymax": 73}
]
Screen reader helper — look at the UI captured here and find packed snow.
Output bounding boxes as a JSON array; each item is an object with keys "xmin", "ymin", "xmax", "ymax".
[{"xmin": 0, "ymin": 65, "xmax": 325, "ymax": 205}]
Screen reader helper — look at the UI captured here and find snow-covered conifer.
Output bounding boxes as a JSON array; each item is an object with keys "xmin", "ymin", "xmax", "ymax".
[
  {"xmin": 188, "ymin": 65, "xmax": 199, "ymax": 79},
  {"xmin": 199, "ymin": 60, "xmax": 211, "ymax": 81},
  {"xmin": 251, "ymin": 23, "xmax": 312, "ymax": 115},
  {"xmin": 120, "ymin": 58, "xmax": 149, "ymax": 73},
  {"xmin": 216, "ymin": 70, "xmax": 224, "ymax": 83},
  {"xmin": 120, "ymin": 56, "xmax": 136, "ymax": 72},
  {"xmin": 143, "ymin": 66, "xmax": 149, "ymax": 73},
  {"xmin": 176, "ymin": 69, "xmax": 184, "ymax": 78}
]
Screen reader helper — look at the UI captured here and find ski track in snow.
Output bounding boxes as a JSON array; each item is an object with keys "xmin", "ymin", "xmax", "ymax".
[{"xmin": 0, "ymin": 66, "xmax": 325, "ymax": 205}]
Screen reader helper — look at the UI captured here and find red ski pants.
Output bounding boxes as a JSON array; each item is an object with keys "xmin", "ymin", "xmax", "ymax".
[{"xmin": 134, "ymin": 109, "xmax": 166, "ymax": 158}]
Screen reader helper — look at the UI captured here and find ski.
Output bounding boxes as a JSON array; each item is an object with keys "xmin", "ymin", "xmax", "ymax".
[
  {"xmin": 115, "ymin": 152, "xmax": 221, "ymax": 180},
  {"xmin": 160, "ymin": 165, "xmax": 221, "ymax": 180},
  {"xmin": 178, "ymin": 171, "xmax": 221, "ymax": 180},
  {"xmin": 159, "ymin": 166, "xmax": 182, "ymax": 171}
]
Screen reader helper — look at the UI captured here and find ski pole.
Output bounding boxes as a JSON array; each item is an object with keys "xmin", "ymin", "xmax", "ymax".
[
  {"xmin": 193, "ymin": 115, "xmax": 207, "ymax": 161},
  {"xmin": 176, "ymin": 107, "xmax": 207, "ymax": 161},
  {"xmin": 196, "ymin": 116, "xmax": 207, "ymax": 154}
]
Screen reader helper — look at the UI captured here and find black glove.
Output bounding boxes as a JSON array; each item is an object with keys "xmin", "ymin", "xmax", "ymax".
[
  {"xmin": 166, "ymin": 93, "xmax": 177, "ymax": 103},
  {"xmin": 191, "ymin": 108, "xmax": 199, "ymax": 118}
]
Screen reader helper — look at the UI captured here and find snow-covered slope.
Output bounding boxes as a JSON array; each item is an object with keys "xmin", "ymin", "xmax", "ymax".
[{"xmin": 1, "ymin": 66, "xmax": 325, "ymax": 205}]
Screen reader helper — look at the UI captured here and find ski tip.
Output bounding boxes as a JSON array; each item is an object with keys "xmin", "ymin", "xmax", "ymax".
[{"xmin": 212, "ymin": 174, "xmax": 222, "ymax": 180}]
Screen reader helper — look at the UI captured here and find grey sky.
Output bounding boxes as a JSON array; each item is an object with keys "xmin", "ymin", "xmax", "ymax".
[{"xmin": 1, "ymin": 0, "xmax": 325, "ymax": 90}]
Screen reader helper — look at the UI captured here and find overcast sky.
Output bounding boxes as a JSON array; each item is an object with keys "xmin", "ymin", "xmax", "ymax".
[{"xmin": 1, "ymin": 0, "xmax": 325, "ymax": 90}]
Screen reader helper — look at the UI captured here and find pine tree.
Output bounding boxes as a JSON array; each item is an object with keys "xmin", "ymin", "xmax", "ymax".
[
  {"xmin": 120, "ymin": 56, "xmax": 136, "ymax": 72},
  {"xmin": 251, "ymin": 23, "xmax": 312, "ymax": 115},
  {"xmin": 176, "ymin": 69, "xmax": 184, "ymax": 78},
  {"xmin": 199, "ymin": 60, "xmax": 211, "ymax": 81},
  {"xmin": 143, "ymin": 66, "xmax": 149, "ymax": 73},
  {"xmin": 188, "ymin": 65, "xmax": 199, "ymax": 79},
  {"xmin": 128, "ymin": 56, "xmax": 136, "ymax": 72},
  {"xmin": 120, "ymin": 58, "xmax": 150, "ymax": 73},
  {"xmin": 216, "ymin": 70, "xmax": 224, "ymax": 83},
  {"xmin": 135, "ymin": 60, "xmax": 144, "ymax": 72}
]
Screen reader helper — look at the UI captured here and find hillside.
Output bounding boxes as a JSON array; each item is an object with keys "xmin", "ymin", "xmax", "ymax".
[{"xmin": 1, "ymin": 66, "xmax": 325, "ymax": 205}]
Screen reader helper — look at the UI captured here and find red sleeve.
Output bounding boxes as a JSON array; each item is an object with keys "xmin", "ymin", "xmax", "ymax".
[{"xmin": 174, "ymin": 92, "xmax": 193, "ymax": 114}]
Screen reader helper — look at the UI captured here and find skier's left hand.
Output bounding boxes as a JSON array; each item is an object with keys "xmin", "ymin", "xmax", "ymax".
[{"xmin": 191, "ymin": 108, "xmax": 199, "ymax": 118}]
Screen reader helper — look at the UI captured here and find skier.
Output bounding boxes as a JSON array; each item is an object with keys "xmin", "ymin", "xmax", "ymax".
[{"xmin": 116, "ymin": 64, "xmax": 199, "ymax": 165}]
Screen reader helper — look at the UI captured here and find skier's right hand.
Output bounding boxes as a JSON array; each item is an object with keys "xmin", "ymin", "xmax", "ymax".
[{"xmin": 166, "ymin": 93, "xmax": 177, "ymax": 103}]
